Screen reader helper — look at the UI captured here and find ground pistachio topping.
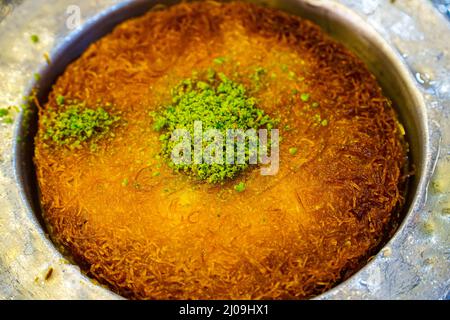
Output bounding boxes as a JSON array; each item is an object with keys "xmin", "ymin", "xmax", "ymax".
[
  {"xmin": 234, "ymin": 181, "xmax": 246, "ymax": 192},
  {"xmin": 42, "ymin": 98, "xmax": 120, "ymax": 150},
  {"xmin": 289, "ymin": 147, "xmax": 298, "ymax": 156},
  {"xmin": 151, "ymin": 70, "xmax": 279, "ymax": 184},
  {"xmin": 30, "ymin": 34, "xmax": 39, "ymax": 44},
  {"xmin": 0, "ymin": 106, "xmax": 14, "ymax": 124}
]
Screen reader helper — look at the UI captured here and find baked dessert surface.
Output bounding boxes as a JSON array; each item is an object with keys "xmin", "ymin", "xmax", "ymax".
[{"xmin": 35, "ymin": 1, "xmax": 407, "ymax": 299}]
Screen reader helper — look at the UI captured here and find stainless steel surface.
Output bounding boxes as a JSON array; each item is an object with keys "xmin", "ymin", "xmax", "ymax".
[
  {"xmin": 432, "ymin": 0, "xmax": 450, "ymax": 20},
  {"xmin": 0, "ymin": 0, "xmax": 449, "ymax": 299}
]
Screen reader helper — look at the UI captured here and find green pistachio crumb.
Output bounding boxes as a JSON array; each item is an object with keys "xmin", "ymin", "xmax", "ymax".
[
  {"xmin": 321, "ymin": 119, "xmax": 328, "ymax": 126},
  {"xmin": 0, "ymin": 108, "xmax": 9, "ymax": 117},
  {"xmin": 313, "ymin": 114, "xmax": 322, "ymax": 123},
  {"xmin": 251, "ymin": 67, "xmax": 267, "ymax": 87},
  {"xmin": 213, "ymin": 57, "xmax": 226, "ymax": 65},
  {"xmin": 34, "ymin": 73, "xmax": 41, "ymax": 81},
  {"xmin": 0, "ymin": 108, "xmax": 13, "ymax": 124},
  {"xmin": 300, "ymin": 93, "xmax": 310, "ymax": 102},
  {"xmin": 289, "ymin": 147, "xmax": 298, "ymax": 155},
  {"xmin": 288, "ymin": 71, "xmax": 296, "ymax": 80},
  {"xmin": 207, "ymin": 68, "xmax": 216, "ymax": 82},
  {"xmin": 30, "ymin": 34, "xmax": 39, "ymax": 43},
  {"xmin": 56, "ymin": 95, "xmax": 65, "ymax": 106},
  {"xmin": 90, "ymin": 143, "xmax": 98, "ymax": 152},
  {"xmin": 3, "ymin": 117, "xmax": 13, "ymax": 124},
  {"xmin": 152, "ymin": 171, "xmax": 161, "ymax": 177},
  {"xmin": 422, "ymin": 222, "xmax": 434, "ymax": 235},
  {"xmin": 312, "ymin": 102, "xmax": 320, "ymax": 108},
  {"xmin": 152, "ymin": 116, "xmax": 166, "ymax": 132},
  {"xmin": 234, "ymin": 182, "xmax": 246, "ymax": 192},
  {"xmin": 121, "ymin": 178, "xmax": 129, "ymax": 187}
]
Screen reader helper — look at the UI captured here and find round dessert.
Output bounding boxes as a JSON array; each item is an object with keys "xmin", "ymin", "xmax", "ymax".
[{"xmin": 34, "ymin": 1, "xmax": 408, "ymax": 299}]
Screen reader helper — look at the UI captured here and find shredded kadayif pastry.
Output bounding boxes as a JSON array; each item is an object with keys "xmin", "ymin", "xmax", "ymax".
[{"xmin": 34, "ymin": 1, "xmax": 409, "ymax": 299}]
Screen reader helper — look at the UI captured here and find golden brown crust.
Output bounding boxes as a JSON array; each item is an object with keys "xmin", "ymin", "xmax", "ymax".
[{"xmin": 34, "ymin": 1, "xmax": 407, "ymax": 299}]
